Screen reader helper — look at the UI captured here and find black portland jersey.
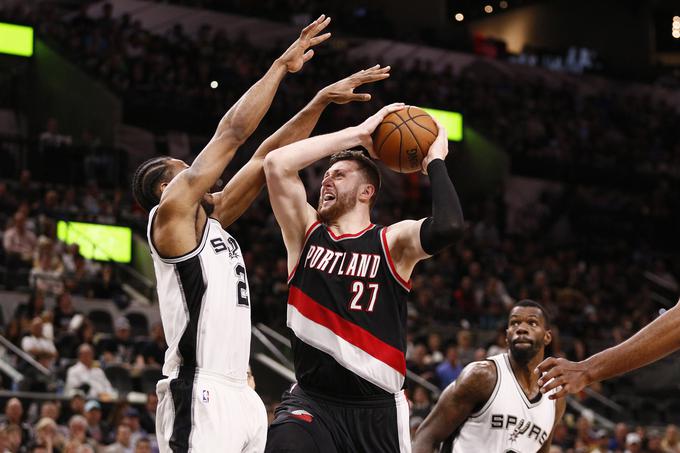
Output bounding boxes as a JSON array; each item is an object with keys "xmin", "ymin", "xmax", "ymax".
[{"xmin": 287, "ymin": 221, "xmax": 410, "ymax": 397}]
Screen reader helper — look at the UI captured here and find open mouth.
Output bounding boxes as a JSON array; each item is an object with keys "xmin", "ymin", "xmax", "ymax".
[
  {"xmin": 513, "ymin": 339, "xmax": 533, "ymax": 346},
  {"xmin": 321, "ymin": 191, "xmax": 336, "ymax": 204}
]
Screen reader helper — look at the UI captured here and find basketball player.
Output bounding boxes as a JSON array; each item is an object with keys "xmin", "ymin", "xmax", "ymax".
[
  {"xmin": 537, "ymin": 299, "xmax": 680, "ymax": 399},
  {"xmin": 262, "ymin": 106, "xmax": 465, "ymax": 452},
  {"xmin": 132, "ymin": 16, "xmax": 392, "ymax": 452},
  {"xmin": 412, "ymin": 300, "xmax": 566, "ymax": 453}
]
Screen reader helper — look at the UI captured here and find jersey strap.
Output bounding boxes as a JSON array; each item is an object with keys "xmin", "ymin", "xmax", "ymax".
[{"xmin": 287, "ymin": 285, "xmax": 406, "ymax": 393}]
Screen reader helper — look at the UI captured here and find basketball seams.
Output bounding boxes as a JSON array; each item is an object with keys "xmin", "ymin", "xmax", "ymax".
[
  {"xmin": 373, "ymin": 108, "xmax": 437, "ymax": 173},
  {"xmin": 375, "ymin": 121, "xmax": 401, "ymax": 157},
  {"xmin": 401, "ymin": 119, "xmax": 428, "ymax": 172}
]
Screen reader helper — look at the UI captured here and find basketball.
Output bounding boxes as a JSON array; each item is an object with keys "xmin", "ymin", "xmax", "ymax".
[{"xmin": 372, "ymin": 106, "xmax": 438, "ymax": 173}]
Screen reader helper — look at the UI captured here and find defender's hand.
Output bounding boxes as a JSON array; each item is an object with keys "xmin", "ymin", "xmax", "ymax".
[
  {"xmin": 319, "ymin": 65, "xmax": 391, "ymax": 104},
  {"xmin": 355, "ymin": 103, "xmax": 405, "ymax": 157},
  {"xmin": 536, "ymin": 357, "xmax": 590, "ymax": 400},
  {"xmin": 421, "ymin": 119, "xmax": 449, "ymax": 175},
  {"xmin": 278, "ymin": 15, "xmax": 332, "ymax": 73}
]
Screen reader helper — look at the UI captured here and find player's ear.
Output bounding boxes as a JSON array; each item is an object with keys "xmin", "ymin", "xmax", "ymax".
[
  {"xmin": 544, "ymin": 329, "xmax": 552, "ymax": 346},
  {"xmin": 359, "ymin": 183, "xmax": 375, "ymax": 203}
]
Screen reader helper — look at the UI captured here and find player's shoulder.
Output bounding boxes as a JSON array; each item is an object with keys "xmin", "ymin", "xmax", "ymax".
[{"xmin": 450, "ymin": 359, "xmax": 498, "ymax": 397}]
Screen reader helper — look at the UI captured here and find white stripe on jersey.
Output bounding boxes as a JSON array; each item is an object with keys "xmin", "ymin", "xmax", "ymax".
[
  {"xmin": 147, "ymin": 206, "xmax": 252, "ymax": 380},
  {"xmin": 450, "ymin": 354, "xmax": 556, "ymax": 453}
]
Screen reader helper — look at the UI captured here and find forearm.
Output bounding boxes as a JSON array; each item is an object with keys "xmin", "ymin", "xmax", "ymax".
[
  {"xmin": 215, "ymin": 60, "xmax": 288, "ymax": 142},
  {"xmin": 253, "ymin": 93, "xmax": 330, "ymax": 160},
  {"xmin": 412, "ymin": 435, "xmax": 439, "ymax": 453},
  {"xmin": 264, "ymin": 126, "xmax": 362, "ymax": 175},
  {"xmin": 420, "ymin": 158, "xmax": 465, "ymax": 254},
  {"xmin": 584, "ymin": 301, "xmax": 680, "ymax": 383}
]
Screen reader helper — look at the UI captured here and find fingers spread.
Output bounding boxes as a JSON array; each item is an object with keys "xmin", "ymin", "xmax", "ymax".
[
  {"xmin": 302, "ymin": 49, "xmax": 315, "ymax": 63},
  {"xmin": 310, "ymin": 32, "xmax": 331, "ymax": 46}
]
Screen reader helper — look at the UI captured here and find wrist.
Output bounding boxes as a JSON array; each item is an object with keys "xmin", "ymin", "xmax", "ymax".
[
  {"xmin": 271, "ymin": 58, "xmax": 289, "ymax": 75},
  {"xmin": 312, "ymin": 91, "xmax": 332, "ymax": 107}
]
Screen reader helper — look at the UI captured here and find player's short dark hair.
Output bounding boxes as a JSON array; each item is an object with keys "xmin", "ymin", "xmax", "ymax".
[
  {"xmin": 511, "ymin": 299, "xmax": 551, "ymax": 328},
  {"xmin": 132, "ymin": 156, "xmax": 172, "ymax": 212},
  {"xmin": 328, "ymin": 149, "xmax": 381, "ymax": 207}
]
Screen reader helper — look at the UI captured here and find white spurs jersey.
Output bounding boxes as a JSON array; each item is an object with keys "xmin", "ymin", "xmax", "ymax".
[
  {"xmin": 447, "ymin": 354, "xmax": 556, "ymax": 453},
  {"xmin": 147, "ymin": 206, "xmax": 252, "ymax": 380}
]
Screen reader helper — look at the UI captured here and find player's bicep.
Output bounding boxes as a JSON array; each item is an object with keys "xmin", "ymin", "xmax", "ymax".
[
  {"xmin": 264, "ymin": 168, "xmax": 316, "ymax": 256},
  {"xmin": 384, "ymin": 219, "xmax": 429, "ymax": 277}
]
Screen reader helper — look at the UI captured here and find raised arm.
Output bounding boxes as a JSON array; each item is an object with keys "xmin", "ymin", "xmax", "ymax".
[
  {"xmin": 412, "ymin": 361, "xmax": 497, "ymax": 453},
  {"xmin": 213, "ymin": 65, "xmax": 391, "ymax": 228},
  {"xmin": 264, "ymin": 102, "xmax": 404, "ymax": 273},
  {"xmin": 154, "ymin": 16, "xmax": 331, "ymax": 232},
  {"xmin": 537, "ymin": 299, "xmax": 680, "ymax": 399},
  {"xmin": 384, "ymin": 120, "xmax": 465, "ymax": 281}
]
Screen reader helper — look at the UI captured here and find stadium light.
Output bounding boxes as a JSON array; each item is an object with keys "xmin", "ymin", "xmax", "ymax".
[
  {"xmin": 0, "ymin": 22, "xmax": 34, "ymax": 57},
  {"xmin": 418, "ymin": 107, "xmax": 464, "ymax": 142},
  {"xmin": 484, "ymin": 5, "xmax": 494, "ymax": 13},
  {"xmin": 57, "ymin": 221, "xmax": 132, "ymax": 263},
  {"xmin": 455, "ymin": 13, "xmax": 464, "ymax": 22},
  {"xmin": 499, "ymin": 1, "xmax": 509, "ymax": 9}
]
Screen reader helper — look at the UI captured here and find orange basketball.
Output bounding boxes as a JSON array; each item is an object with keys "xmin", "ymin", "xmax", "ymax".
[{"xmin": 372, "ymin": 106, "xmax": 438, "ymax": 173}]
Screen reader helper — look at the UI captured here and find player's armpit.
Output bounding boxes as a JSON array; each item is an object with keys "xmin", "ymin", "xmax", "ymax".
[
  {"xmin": 384, "ymin": 219, "xmax": 428, "ymax": 281},
  {"xmin": 412, "ymin": 361, "xmax": 497, "ymax": 453},
  {"xmin": 536, "ymin": 397, "xmax": 566, "ymax": 453}
]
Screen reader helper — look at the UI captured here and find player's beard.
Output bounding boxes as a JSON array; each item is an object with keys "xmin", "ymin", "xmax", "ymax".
[
  {"xmin": 509, "ymin": 338, "xmax": 542, "ymax": 365},
  {"xmin": 318, "ymin": 188, "xmax": 357, "ymax": 223}
]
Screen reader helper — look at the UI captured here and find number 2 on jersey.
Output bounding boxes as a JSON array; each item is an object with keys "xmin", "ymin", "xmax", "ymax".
[
  {"xmin": 348, "ymin": 281, "xmax": 380, "ymax": 312},
  {"xmin": 234, "ymin": 264, "xmax": 249, "ymax": 307}
]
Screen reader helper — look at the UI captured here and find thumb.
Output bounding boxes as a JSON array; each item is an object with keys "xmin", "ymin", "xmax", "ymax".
[{"xmin": 353, "ymin": 93, "xmax": 371, "ymax": 102}]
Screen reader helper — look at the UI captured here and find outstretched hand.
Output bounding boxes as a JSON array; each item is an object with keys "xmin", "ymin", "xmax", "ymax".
[
  {"xmin": 278, "ymin": 14, "xmax": 332, "ymax": 73},
  {"xmin": 535, "ymin": 357, "xmax": 590, "ymax": 400},
  {"xmin": 356, "ymin": 103, "xmax": 405, "ymax": 157},
  {"xmin": 319, "ymin": 65, "xmax": 391, "ymax": 104}
]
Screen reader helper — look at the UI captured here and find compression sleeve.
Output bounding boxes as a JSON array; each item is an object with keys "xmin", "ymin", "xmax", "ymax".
[{"xmin": 419, "ymin": 159, "xmax": 464, "ymax": 255}]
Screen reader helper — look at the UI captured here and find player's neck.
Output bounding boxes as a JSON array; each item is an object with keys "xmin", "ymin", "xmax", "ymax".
[
  {"xmin": 508, "ymin": 352, "xmax": 544, "ymax": 394},
  {"xmin": 325, "ymin": 209, "xmax": 372, "ymax": 236}
]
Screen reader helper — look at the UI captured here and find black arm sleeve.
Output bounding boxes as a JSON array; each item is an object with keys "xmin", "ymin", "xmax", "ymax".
[{"xmin": 419, "ymin": 159, "xmax": 464, "ymax": 255}]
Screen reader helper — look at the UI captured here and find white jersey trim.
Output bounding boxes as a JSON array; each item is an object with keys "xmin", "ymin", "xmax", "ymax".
[
  {"xmin": 395, "ymin": 390, "xmax": 412, "ymax": 452},
  {"xmin": 503, "ymin": 354, "xmax": 544, "ymax": 409},
  {"xmin": 147, "ymin": 205, "xmax": 211, "ymax": 264},
  {"xmin": 286, "ymin": 303, "xmax": 405, "ymax": 394}
]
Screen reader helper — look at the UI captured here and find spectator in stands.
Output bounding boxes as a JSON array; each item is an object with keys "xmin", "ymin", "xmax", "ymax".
[
  {"xmin": 486, "ymin": 327, "xmax": 508, "ymax": 357},
  {"xmin": 662, "ymin": 425, "xmax": 680, "ymax": 452},
  {"xmin": 0, "ymin": 181, "xmax": 17, "ymax": 225},
  {"xmin": 4, "ymin": 423, "xmax": 23, "ymax": 453},
  {"xmin": 98, "ymin": 317, "xmax": 134, "ymax": 367},
  {"xmin": 90, "ymin": 265, "xmax": 126, "ymax": 307},
  {"xmin": 139, "ymin": 322, "xmax": 166, "ymax": 367},
  {"xmin": 13, "ymin": 291, "xmax": 47, "ymax": 333},
  {"xmin": 610, "ymin": 423, "xmax": 629, "ymax": 452},
  {"xmin": 53, "ymin": 292, "xmax": 79, "ymax": 338},
  {"xmin": 39, "ymin": 117, "xmax": 72, "ymax": 148},
  {"xmin": 0, "ymin": 399, "xmax": 31, "ymax": 445},
  {"xmin": 626, "ymin": 432, "xmax": 643, "ymax": 453},
  {"xmin": 21, "ymin": 316, "xmax": 57, "ymax": 364},
  {"xmin": 13, "ymin": 170, "xmax": 38, "ymax": 205},
  {"xmin": 410, "ymin": 385, "xmax": 433, "ymax": 420},
  {"xmin": 67, "ymin": 415, "xmax": 95, "ymax": 450},
  {"xmin": 138, "ymin": 393, "xmax": 156, "ymax": 436},
  {"xmin": 39, "ymin": 401, "xmax": 68, "ymax": 439},
  {"xmin": 121, "ymin": 408, "xmax": 146, "ymax": 448},
  {"xmin": 3, "ymin": 210, "xmax": 37, "ymax": 289},
  {"xmin": 83, "ymin": 400, "xmax": 109, "ymax": 445},
  {"xmin": 406, "ymin": 343, "xmax": 436, "ymax": 385},
  {"xmin": 435, "ymin": 343, "xmax": 463, "ymax": 390},
  {"xmin": 134, "ymin": 437, "xmax": 152, "ymax": 453},
  {"xmin": 58, "ymin": 394, "xmax": 86, "ymax": 427},
  {"xmin": 33, "ymin": 417, "xmax": 65, "ymax": 453},
  {"xmin": 104, "ymin": 424, "xmax": 132, "ymax": 453},
  {"xmin": 64, "ymin": 343, "xmax": 116, "ymax": 400},
  {"xmin": 30, "ymin": 237, "xmax": 64, "ymax": 296},
  {"xmin": 424, "ymin": 333, "xmax": 443, "ymax": 365},
  {"xmin": 456, "ymin": 329, "xmax": 475, "ymax": 366}
]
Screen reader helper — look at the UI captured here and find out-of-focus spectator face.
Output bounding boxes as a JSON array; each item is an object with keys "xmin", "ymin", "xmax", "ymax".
[
  {"xmin": 134, "ymin": 438, "xmax": 152, "ymax": 453},
  {"xmin": 30, "ymin": 317, "xmax": 44, "ymax": 337},
  {"xmin": 5, "ymin": 398, "xmax": 23, "ymax": 423},
  {"xmin": 457, "ymin": 330, "xmax": 472, "ymax": 348},
  {"xmin": 665, "ymin": 424, "xmax": 679, "ymax": 443},
  {"xmin": 58, "ymin": 292, "xmax": 73, "ymax": 311},
  {"xmin": 473, "ymin": 347, "xmax": 486, "ymax": 361},
  {"xmin": 615, "ymin": 422, "xmax": 628, "ymax": 441},
  {"xmin": 13, "ymin": 211, "xmax": 26, "ymax": 231},
  {"xmin": 412, "ymin": 344, "xmax": 427, "ymax": 364},
  {"xmin": 78, "ymin": 344, "xmax": 94, "ymax": 367},
  {"xmin": 19, "ymin": 169, "xmax": 31, "ymax": 184},
  {"xmin": 68, "ymin": 415, "xmax": 88, "ymax": 441},
  {"xmin": 85, "ymin": 407, "xmax": 101, "ymax": 425},
  {"xmin": 460, "ymin": 276, "xmax": 472, "ymax": 291},
  {"xmin": 40, "ymin": 401, "xmax": 59, "ymax": 421},
  {"xmin": 145, "ymin": 393, "xmax": 158, "ymax": 413},
  {"xmin": 445, "ymin": 345, "xmax": 458, "ymax": 364},
  {"xmin": 6, "ymin": 424, "xmax": 22, "ymax": 451},
  {"xmin": 427, "ymin": 333, "xmax": 441, "ymax": 352},
  {"xmin": 116, "ymin": 424, "xmax": 131, "ymax": 446},
  {"xmin": 70, "ymin": 395, "xmax": 85, "ymax": 415},
  {"xmin": 412, "ymin": 386, "xmax": 430, "ymax": 405},
  {"xmin": 626, "ymin": 433, "xmax": 642, "ymax": 453}
]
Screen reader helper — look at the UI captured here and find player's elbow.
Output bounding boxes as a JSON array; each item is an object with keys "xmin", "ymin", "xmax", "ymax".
[
  {"xmin": 263, "ymin": 150, "xmax": 289, "ymax": 179},
  {"xmin": 214, "ymin": 124, "xmax": 248, "ymax": 147}
]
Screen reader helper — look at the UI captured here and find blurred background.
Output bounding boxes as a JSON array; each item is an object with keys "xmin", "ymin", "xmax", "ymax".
[{"xmin": 0, "ymin": 0, "xmax": 679, "ymax": 452}]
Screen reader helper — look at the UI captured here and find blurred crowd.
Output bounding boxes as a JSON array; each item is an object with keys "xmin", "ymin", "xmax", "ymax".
[{"xmin": 0, "ymin": 1, "xmax": 679, "ymax": 452}]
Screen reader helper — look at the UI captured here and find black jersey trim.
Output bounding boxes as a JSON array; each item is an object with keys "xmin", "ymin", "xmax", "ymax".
[
  {"xmin": 287, "ymin": 221, "xmax": 322, "ymax": 285},
  {"xmin": 168, "ymin": 255, "xmax": 207, "ymax": 451},
  {"xmin": 148, "ymin": 205, "xmax": 211, "ymax": 264}
]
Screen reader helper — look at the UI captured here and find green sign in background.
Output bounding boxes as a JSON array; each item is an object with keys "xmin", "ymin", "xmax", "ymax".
[
  {"xmin": 0, "ymin": 22, "xmax": 34, "ymax": 57},
  {"xmin": 57, "ymin": 221, "xmax": 132, "ymax": 263}
]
